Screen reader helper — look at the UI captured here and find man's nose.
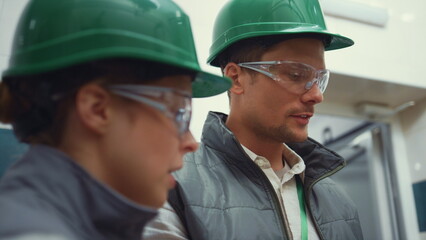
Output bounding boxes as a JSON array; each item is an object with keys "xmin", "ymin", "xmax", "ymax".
[{"xmin": 301, "ymin": 81, "xmax": 324, "ymax": 104}]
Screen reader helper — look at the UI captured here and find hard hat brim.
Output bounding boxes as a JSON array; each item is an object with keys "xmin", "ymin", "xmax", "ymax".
[
  {"xmin": 208, "ymin": 23, "xmax": 354, "ymax": 67},
  {"xmin": 2, "ymin": 30, "xmax": 231, "ymax": 98},
  {"xmin": 193, "ymin": 71, "xmax": 231, "ymax": 98}
]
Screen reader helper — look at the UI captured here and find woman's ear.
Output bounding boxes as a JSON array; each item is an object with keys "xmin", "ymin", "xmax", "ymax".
[
  {"xmin": 74, "ymin": 83, "xmax": 112, "ymax": 135},
  {"xmin": 224, "ymin": 62, "xmax": 244, "ymax": 95}
]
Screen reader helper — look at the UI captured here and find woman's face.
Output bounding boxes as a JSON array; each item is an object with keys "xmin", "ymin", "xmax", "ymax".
[{"xmin": 102, "ymin": 75, "xmax": 198, "ymax": 208}]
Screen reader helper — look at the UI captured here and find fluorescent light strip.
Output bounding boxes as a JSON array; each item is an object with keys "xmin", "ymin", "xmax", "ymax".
[{"xmin": 320, "ymin": 0, "xmax": 389, "ymax": 27}]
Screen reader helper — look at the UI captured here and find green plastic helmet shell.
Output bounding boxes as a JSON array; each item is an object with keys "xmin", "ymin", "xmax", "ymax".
[
  {"xmin": 208, "ymin": 0, "xmax": 354, "ymax": 66},
  {"xmin": 3, "ymin": 0, "xmax": 230, "ymax": 98}
]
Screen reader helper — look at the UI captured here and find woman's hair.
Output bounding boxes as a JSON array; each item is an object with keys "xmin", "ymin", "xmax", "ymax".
[{"xmin": 0, "ymin": 58, "xmax": 195, "ymax": 145}]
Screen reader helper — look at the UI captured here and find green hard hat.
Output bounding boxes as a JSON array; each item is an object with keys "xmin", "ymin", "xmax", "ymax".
[
  {"xmin": 208, "ymin": 0, "xmax": 354, "ymax": 67},
  {"xmin": 2, "ymin": 0, "xmax": 230, "ymax": 98}
]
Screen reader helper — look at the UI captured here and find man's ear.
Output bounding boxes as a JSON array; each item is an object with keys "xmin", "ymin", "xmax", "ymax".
[
  {"xmin": 74, "ymin": 83, "xmax": 112, "ymax": 135},
  {"xmin": 224, "ymin": 62, "xmax": 244, "ymax": 95}
]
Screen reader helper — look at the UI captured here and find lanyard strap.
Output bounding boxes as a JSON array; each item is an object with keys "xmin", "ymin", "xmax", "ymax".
[{"xmin": 296, "ymin": 176, "xmax": 308, "ymax": 240}]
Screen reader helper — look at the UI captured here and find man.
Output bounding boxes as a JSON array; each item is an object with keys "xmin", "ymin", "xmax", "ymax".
[
  {"xmin": 0, "ymin": 0, "xmax": 230, "ymax": 239},
  {"xmin": 144, "ymin": 0, "xmax": 363, "ymax": 239}
]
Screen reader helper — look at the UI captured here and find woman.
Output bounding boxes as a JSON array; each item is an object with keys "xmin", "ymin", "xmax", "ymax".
[{"xmin": 0, "ymin": 0, "xmax": 230, "ymax": 239}]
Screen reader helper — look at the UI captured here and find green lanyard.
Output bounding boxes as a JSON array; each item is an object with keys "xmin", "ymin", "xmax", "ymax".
[{"xmin": 296, "ymin": 176, "xmax": 308, "ymax": 240}]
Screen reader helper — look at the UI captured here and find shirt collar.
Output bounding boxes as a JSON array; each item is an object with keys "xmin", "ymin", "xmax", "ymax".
[{"xmin": 241, "ymin": 143, "xmax": 306, "ymax": 178}]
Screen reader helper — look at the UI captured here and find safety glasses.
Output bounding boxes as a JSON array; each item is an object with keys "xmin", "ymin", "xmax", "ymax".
[
  {"xmin": 238, "ymin": 61, "xmax": 330, "ymax": 94},
  {"xmin": 108, "ymin": 85, "xmax": 192, "ymax": 136}
]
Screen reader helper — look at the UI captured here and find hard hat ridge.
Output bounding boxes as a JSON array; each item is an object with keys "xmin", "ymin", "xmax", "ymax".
[{"xmin": 208, "ymin": 0, "xmax": 354, "ymax": 67}]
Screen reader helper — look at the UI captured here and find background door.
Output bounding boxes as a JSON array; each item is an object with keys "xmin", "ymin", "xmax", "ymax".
[{"xmin": 309, "ymin": 115, "xmax": 404, "ymax": 240}]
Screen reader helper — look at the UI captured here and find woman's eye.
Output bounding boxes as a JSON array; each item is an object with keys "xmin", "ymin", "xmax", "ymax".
[{"xmin": 175, "ymin": 109, "xmax": 184, "ymax": 121}]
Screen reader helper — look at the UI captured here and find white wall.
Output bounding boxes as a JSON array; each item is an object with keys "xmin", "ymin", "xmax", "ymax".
[
  {"xmin": 322, "ymin": 0, "xmax": 426, "ymax": 89},
  {"xmin": 0, "ymin": 0, "xmax": 425, "ymax": 238}
]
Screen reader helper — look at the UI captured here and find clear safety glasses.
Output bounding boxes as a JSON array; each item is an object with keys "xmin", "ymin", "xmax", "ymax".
[
  {"xmin": 238, "ymin": 61, "xmax": 330, "ymax": 94},
  {"xmin": 108, "ymin": 85, "xmax": 192, "ymax": 136}
]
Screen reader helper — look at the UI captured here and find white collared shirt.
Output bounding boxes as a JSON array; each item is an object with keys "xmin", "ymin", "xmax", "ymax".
[{"xmin": 241, "ymin": 144, "xmax": 320, "ymax": 240}]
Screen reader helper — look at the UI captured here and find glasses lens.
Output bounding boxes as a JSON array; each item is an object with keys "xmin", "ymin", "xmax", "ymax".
[
  {"xmin": 269, "ymin": 62, "xmax": 311, "ymax": 83},
  {"xmin": 268, "ymin": 62, "xmax": 314, "ymax": 93},
  {"xmin": 240, "ymin": 61, "xmax": 329, "ymax": 94},
  {"xmin": 174, "ymin": 97, "xmax": 192, "ymax": 135},
  {"xmin": 316, "ymin": 70, "xmax": 329, "ymax": 93},
  {"xmin": 108, "ymin": 85, "xmax": 192, "ymax": 136},
  {"xmin": 271, "ymin": 62, "xmax": 330, "ymax": 93}
]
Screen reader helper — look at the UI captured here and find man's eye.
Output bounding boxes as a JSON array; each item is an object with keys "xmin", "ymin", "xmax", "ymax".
[
  {"xmin": 284, "ymin": 71, "xmax": 305, "ymax": 82},
  {"xmin": 289, "ymin": 71, "xmax": 301, "ymax": 78}
]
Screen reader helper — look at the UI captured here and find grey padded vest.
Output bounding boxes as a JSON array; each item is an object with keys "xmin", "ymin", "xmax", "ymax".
[{"xmin": 169, "ymin": 112, "xmax": 364, "ymax": 240}]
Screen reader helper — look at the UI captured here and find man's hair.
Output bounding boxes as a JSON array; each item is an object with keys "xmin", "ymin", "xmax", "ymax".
[
  {"xmin": 216, "ymin": 33, "xmax": 330, "ymax": 71},
  {"xmin": 0, "ymin": 58, "xmax": 195, "ymax": 145}
]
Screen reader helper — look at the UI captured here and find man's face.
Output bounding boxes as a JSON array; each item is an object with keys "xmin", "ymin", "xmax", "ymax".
[
  {"xmin": 103, "ymin": 75, "xmax": 198, "ymax": 208},
  {"xmin": 234, "ymin": 38, "xmax": 325, "ymax": 143}
]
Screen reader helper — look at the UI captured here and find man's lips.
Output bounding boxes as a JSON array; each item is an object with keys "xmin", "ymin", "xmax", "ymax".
[
  {"xmin": 290, "ymin": 112, "xmax": 313, "ymax": 118},
  {"xmin": 290, "ymin": 113, "xmax": 313, "ymax": 125}
]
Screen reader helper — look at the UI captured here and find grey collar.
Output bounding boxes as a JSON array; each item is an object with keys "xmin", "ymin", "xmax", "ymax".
[{"xmin": 16, "ymin": 145, "xmax": 157, "ymax": 239}]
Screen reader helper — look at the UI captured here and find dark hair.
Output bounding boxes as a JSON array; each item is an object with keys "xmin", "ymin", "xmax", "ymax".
[
  {"xmin": 216, "ymin": 33, "xmax": 330, "ymax": 71},
  {"xmin": 0, "ymin": 58, "xmax": 195, "ymax": 145}
]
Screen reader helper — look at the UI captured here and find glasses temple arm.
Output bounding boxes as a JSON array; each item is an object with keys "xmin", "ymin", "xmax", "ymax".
[
  {"xmin": 238, "ymin": 64, "xmax": 276, "ymax": 79},
  {"xmin": 109, "ymin": 89, "xmax": 168, "ymax": 113}
]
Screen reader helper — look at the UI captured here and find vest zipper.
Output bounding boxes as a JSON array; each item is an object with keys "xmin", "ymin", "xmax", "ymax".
[
  {"xmin": 242, "ymin": 153, "xmax": 290, "ymax": 240},
  {"xmin": 233, "ymin": 135, "xmax": 290, "ymax": 239},
  {"xmin": 277, "ymin": 187, "xmax": 294, "ymax": 240},
  {"xmin": 258, "ymin": 167, "xmax": 291, "ymax": 239},
  {"xmin": 304, "ymin": 163, "xmax": 345, "ymax": 240}
]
